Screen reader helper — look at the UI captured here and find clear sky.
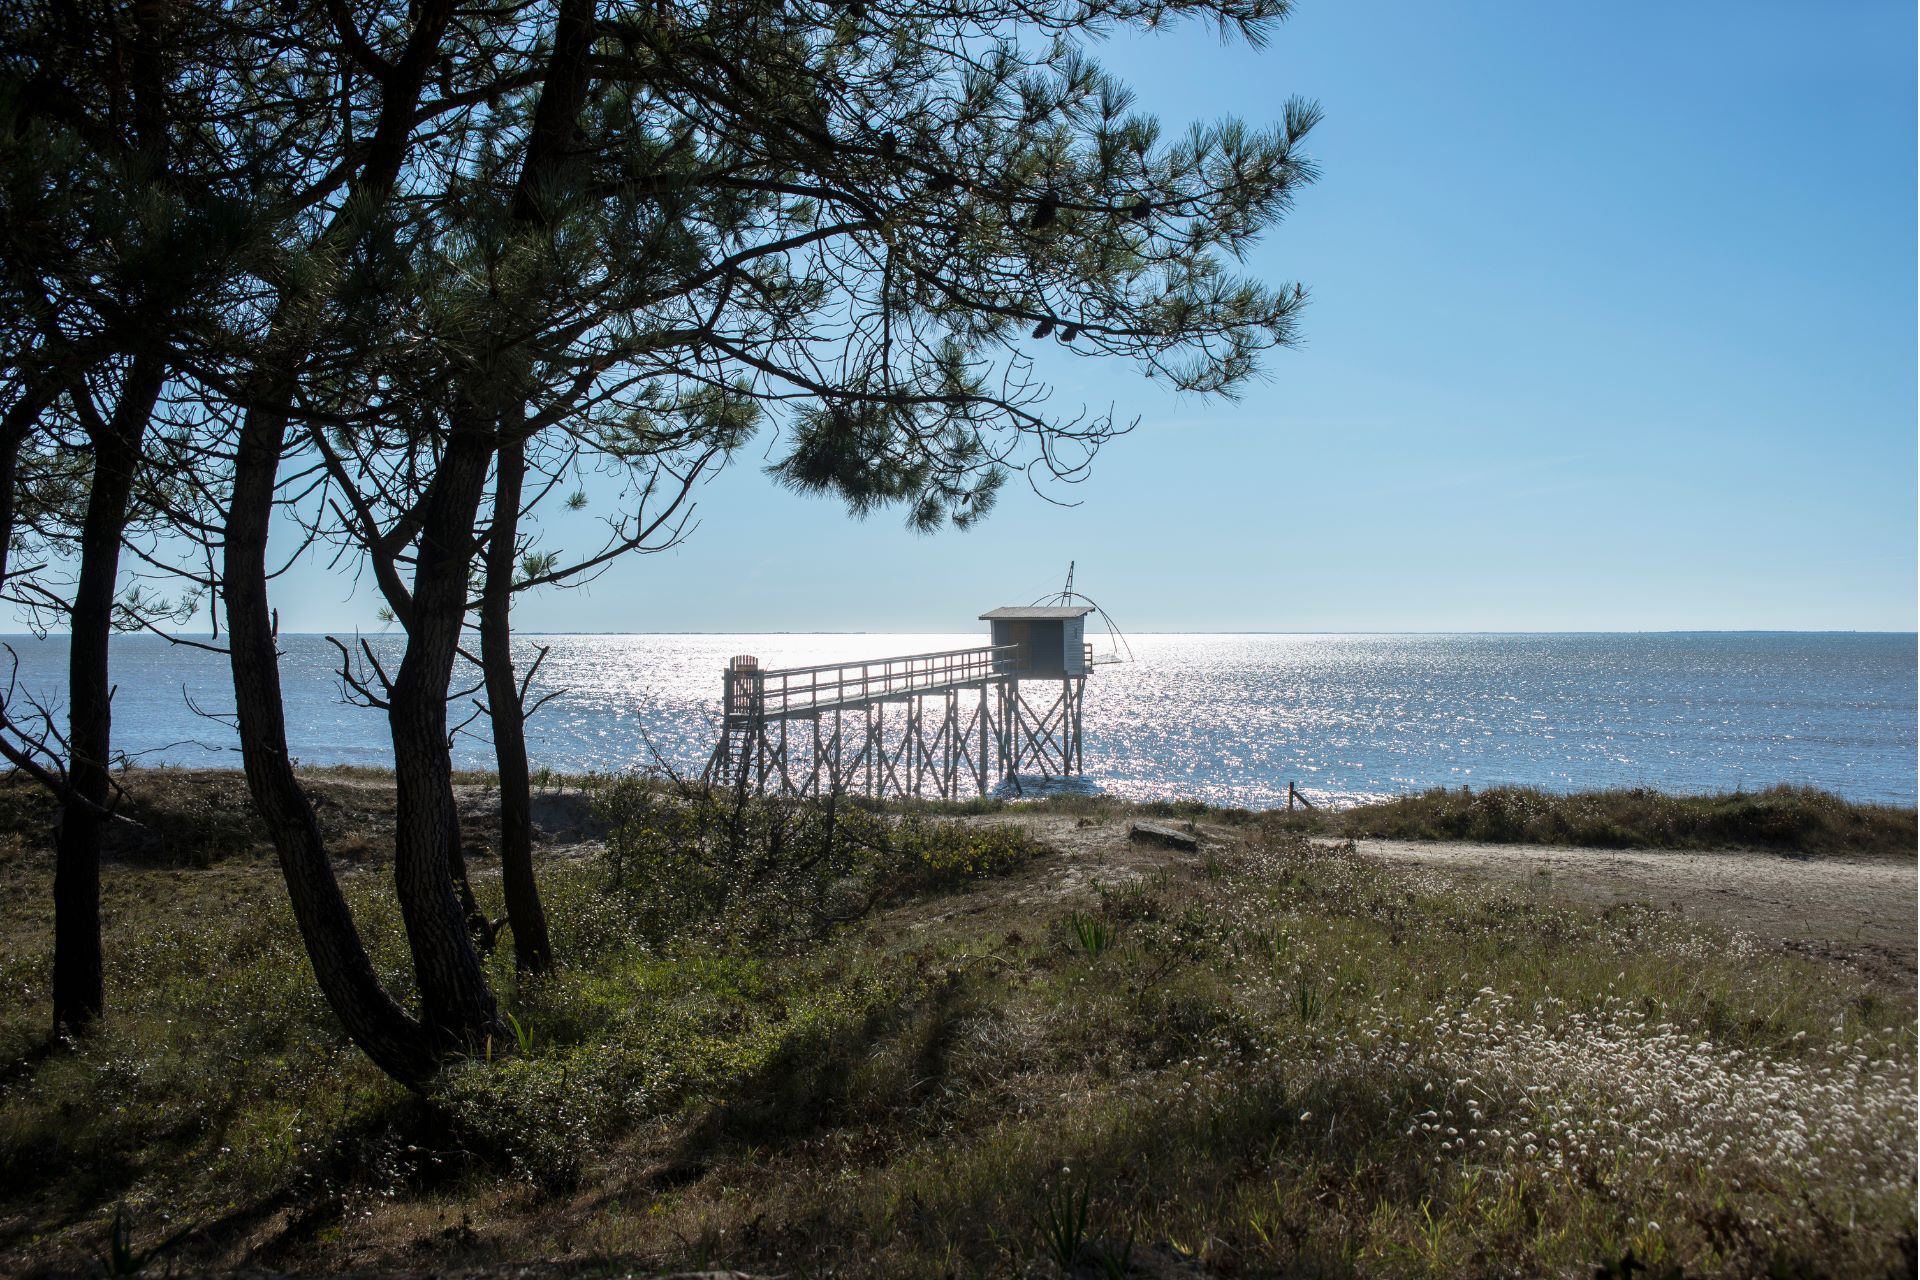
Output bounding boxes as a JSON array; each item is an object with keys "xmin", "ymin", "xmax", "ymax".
[{"xmin": 276, "ymin": 0, "xmax": 1917, "ymax": 635}]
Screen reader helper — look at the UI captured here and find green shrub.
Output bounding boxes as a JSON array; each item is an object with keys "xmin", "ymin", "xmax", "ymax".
[
  {"xmin": 597, "ymin": 778, "xmax": 887, "ymax": 943},
  {"xmin": 596, "ymin": 777, "xmax": 1041, "ymax": 945},
  {"xmin": 885, "ymin": 814, "xmax": 1039, "ymax": 891},
  {"xmin": 1331, "ymin": 783, "xmax": 1914, "ymax": 856}
]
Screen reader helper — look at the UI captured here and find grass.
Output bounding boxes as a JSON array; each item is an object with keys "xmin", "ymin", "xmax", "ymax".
[
  {"xmin": 1068, "ymin": 911, "xmax": 1117, "ymax": 957},
  {"xmin": 0, "ymin": 764, "xmax": 633, "ymax": 870},
  {"xmin": 1317, "ymin": 784, "xmax": 1918, "ymax": 857},
  {"xmin": 896, "ymin": 782, "xmax": 1917, "ymax": 859},
  {"xmin": 0, "ymin": 778, "xmax": 1912, "ymax": 1277},
  {"xmin": 0, "ymin": 768, "xmax": 382, "ymax": 867},
  {"xmin": 0, "ymin": 769, "xmax": 1908, "ymax": 867}
]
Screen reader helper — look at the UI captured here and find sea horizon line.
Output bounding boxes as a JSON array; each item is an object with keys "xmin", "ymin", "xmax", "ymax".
[{"xmin": 3, "ymin": 628, "xmax": 1913, "ymax": 639}]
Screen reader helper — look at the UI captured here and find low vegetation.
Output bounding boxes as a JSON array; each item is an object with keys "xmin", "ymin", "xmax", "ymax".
[
  {"xmin": 900, "ymin": 783, "xmax": 1918, "ymax": 859},
  {"xmin": 0, "ymin": 773, "xmax": 1912, "ymax": 1277},
  {"xmin": 1317, "ymin": 783, "xmax": 1917, "ymax": 857},
  {"xmin": 3, "ymin": 771, "xmax": 1907, "ymax": 871}
]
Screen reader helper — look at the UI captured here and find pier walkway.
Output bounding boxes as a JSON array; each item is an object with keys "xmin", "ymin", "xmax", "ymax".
[{"xmin": 705, "ymin": 638, "xmax": 1091, "ymax": 800}]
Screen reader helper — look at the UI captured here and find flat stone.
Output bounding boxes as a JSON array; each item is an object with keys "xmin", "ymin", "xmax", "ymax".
[{"xmin": 1128, "ymin": 821, "xmax": 1200, "ymax": 852}]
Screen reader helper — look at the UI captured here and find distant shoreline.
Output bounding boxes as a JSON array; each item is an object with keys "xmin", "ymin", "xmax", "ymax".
[
  {"xmin": 0, "ymin": 633, "xmax": 1908, "ymax": 807},
  {"xmin": 18, "ymin": 767, "xmax": 1907, "ymax": 862},
  {"xmin": 1, "ymin": 628, "xmax": 1915, "ymax": 639},
  {"xmin": 69, "ymin": 761, "xmax": 1920, "ymax": 821}
]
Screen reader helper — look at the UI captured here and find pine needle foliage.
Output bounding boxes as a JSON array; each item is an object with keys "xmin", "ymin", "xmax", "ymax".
[{"xmin": 299, "ymin": 0, "xmax": 1321, "ymax": 535}]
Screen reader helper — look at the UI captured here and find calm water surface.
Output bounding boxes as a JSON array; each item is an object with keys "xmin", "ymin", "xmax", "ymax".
[{"xmin": 4, "ymin": 632, "xmax": 1913, "ymax": 808}]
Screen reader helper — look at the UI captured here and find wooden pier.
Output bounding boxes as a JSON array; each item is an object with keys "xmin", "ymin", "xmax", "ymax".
[{"xmin": 704, "ymin": 606, "xmax": 1095, "ymax": 800}]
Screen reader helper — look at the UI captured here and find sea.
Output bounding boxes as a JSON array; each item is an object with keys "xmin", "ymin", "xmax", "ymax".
[{"xmin": 2, "ymin": 632, "xmax": 1913, "ymax": 809}]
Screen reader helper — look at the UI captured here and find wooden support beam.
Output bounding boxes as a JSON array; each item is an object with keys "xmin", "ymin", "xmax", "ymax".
[
  {"xmin": 709, "ymin": 655, "xmax": 1087, "ymax": 802},
  {"xmin": 976, "ymin": 683, "xmax": 990, "ymax": 795}
]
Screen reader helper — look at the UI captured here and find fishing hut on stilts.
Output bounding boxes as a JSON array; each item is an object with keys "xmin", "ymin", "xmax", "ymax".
[{"xmin": 704, "ymin": 593, "xmax": 1119, "ymax": 800}]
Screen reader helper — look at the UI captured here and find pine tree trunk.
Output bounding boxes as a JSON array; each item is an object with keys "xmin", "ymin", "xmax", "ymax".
[
  {"xmin": 447, "ymin": 822, "xmax": 491, "ymax": 946},
  {"xmin": 215, "ymin": 0, "xmax": 454, "ymax": 1089},
  {"xmin": 0, "ymin": 382, "xmax": 56, "ymax": 594},
  {"xmin": 51, "ymin": 355, "xmax": 163, "ymax": 1037},
  {"xmin": 480, "ymin": 437, "xmax": 552, "ymax": 972},
  {"xmin": 225, "ymin": 394, "xmax": 437, "ymax": 1087},
  {"xmin": 457, "ymin": 0, "xmax": 594, "ymax": 975},
  {"xmin": 386, "ymin": 423, "xmax": 501, "ymax": 1049}
]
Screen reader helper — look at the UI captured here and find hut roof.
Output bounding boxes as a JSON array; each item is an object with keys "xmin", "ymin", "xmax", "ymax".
[{"xmin": 979, "ymin": 605, "xmax": 1096, "ymax": 620}]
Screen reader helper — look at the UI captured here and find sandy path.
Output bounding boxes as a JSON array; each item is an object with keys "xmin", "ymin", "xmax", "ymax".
[
  {"xmin": 1351, "ymin": 838, "xmax": 1918, "ymax": 985},
  {"xmin": 930, "ymin": 815, "xmax": 1918, "ymax": 988}
]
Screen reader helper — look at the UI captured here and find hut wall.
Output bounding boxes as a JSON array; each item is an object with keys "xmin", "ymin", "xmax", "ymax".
[
  {"xmin": 985, "ymin": 609, "xmax": 1093, "ymax": 676},
  {"xmin": 1026, "ymin": 619, "xmax": 1067, "ymax": 675}
]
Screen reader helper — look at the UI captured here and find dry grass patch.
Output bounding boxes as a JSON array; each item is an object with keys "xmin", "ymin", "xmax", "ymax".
[
  {"xmin": 1311, "ymin": 784, "xmax": 1916, "ymax": 858},
  {"xmin": 0, "ymin": 796, "xmax": 1911, "ymax": 1278}
]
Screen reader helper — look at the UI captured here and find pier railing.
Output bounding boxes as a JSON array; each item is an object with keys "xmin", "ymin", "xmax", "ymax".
[{"xmin": 732, "ymin": 644, "xmax": 1023, "ymax": 719}]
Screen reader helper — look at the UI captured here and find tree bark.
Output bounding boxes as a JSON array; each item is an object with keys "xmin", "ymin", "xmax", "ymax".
[
  {"xmin": 397, "ymin": 0, "xmax": 595, "ymax": 987},
  {"xmin": 51, "ymin": 353, "xmax": 163, "ymax": 1037},
  {"xmin": 447, "ymin": 823, "xmax": 493, "ymax": 948},
  {"xmin": 225, "ymin": 390, "xmax": 437, "ymax": 1086},
  {"xmin": 0, "ymin": 382, "xmax": 57, "ymax": 594},
  {"xmin": 386, "ymin": 421, "xmax": 501, "ymax": 1049},
  {"xmin": 218, "ymin": 0, "xmax": 454, "ymax": 1087},
  {"xmin": 451, "ymin": 0, "xmax": 597, "ymax": 975},
  {"xmin": 480, "ymin": 436, "xmax": 552, "ymax": 972}
]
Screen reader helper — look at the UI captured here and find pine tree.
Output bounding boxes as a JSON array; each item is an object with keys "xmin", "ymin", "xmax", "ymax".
[
  {"xmin": 291, "ymin": 0, "xmax": 1317, "ymax": 1022},
  {"xmin": 0, "ymin": 0, "xmax": 287, "ymax": 1038},
  {"xmin": 32, "ymin": 0, "xmax": 1322, "ymax": 1085}
]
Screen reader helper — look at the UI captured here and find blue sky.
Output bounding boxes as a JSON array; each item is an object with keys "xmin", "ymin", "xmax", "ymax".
[{"xmin": 279, "ymin": 0, "xmax": 1917, "ymax": 634}]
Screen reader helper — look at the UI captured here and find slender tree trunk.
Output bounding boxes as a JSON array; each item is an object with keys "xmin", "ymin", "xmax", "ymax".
[
  {"xmin": 216, "ymin": 0, "xmax": 455, "ymax": 1087},
  {"xmin": 0, "ymin": 382, "xmax": 57, "ymax": 593},
  {"xmin": 51, "ymin": 354, "xmax": 163, "ymax": 1037},
  {"xmin": 47, "ymin": 0, "xmax": 176, "ymax": 1041},
  {"xmin": 386, "ymin": 423, "xmax": 501, "ymax": 1049},
  {"xmin": 480, "ymin": 437, "xmax": 552, "ymax": 972},
  {"xmin": 225, "ymin": 391, "xmax": 436, "ymax": 1086},
  {"xmin": 446, "ymin": 0, "xmax": 595, "ymax": 976},
  {"xmin": 0, "ymin": 428, "xmax": 26, "ymax": 604}
]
